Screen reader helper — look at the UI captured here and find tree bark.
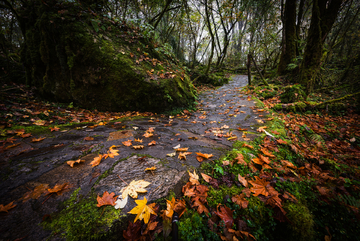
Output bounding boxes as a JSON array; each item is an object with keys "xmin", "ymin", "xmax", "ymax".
[
  {"xmin": 204, "ymin": 0, "xmax": 215, "ymax": 75},
  {"xmin": 299, "ymin": 0, "xmax": 344, "ymax": 94},
  {"xmin": 278, "ymin": 0, "xmax": 297, "ymax": 75}
]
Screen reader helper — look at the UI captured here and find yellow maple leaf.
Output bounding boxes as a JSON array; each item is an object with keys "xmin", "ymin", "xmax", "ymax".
[
  {"xmin": 67, "ymin": 159, "xmax": 85, "ymax": 167},
  {"xmin": 128, "ymin": 197, "xmax": 156, "ymax": 224},
  {"xmin": 122, "ymin": 140, "xmax": 132, "ymax": 147},
  {"xmin": 121, "ymin": 180, "xmax": 151, "ymax": 199},
  {"xmin": 89, "ymin": 154, "xmax": 103, "ymax": 167}
]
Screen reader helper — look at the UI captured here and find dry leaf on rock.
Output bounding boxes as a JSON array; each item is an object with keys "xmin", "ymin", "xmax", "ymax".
[
  {"xmin": 188, "ymin": 170, "xmax": 199, "ymax": 185},
  {"xmin": 47, "ymin": 183, "xmax": 69, "ymax": 195},
  {"xmin": 121, "ymin": 180, "xmax": 151, "ymax": 199},
  {"xmin": 122, "ymin": 140, "xmax": 132, "ymax": 147},
  {"xmin": 178, "ymin": 152, "xmax": 192, "ymax": 160},
  {"xmin": 67, "ymin": 159, "xmax": 85, "ymax": 167},
  {"xmin": 97, "ymin": 191, "xmax": 118, "ymax": 207},
  {"xmin": 145, "ymin": 166, "xmax": 156, "ymax": 172},
  {"xmin": 84, "ymin": 136, "xmax": 94, "ymax": 141},
  {"xmin": 89, "ymin": 154, "xmax": 103, "ymax": 167},
  {"xmin": 133, "ymin": 145, "xmax": 144, "ymax": 149},
  {"xmin": 0, "ymin": 201, "xmax": 16, "ymax": 212},
  {"xmin": 148, "ymin": 140, "xmax": 156, "ymax": 146},
  {"xmin": 128, "ymin": 197, "xmax": 156, "ymax": 224},
  {"xmin": 166, "ymin": 152, "xmax": 176, "ymax": 157},
  {"xmin": 31, "ymin": 137, "xmax": 46, "ymax": 142},
  {"xmin": 115, "ymin": 195, "xmax": 128, "ymax": 209},
  {"xmin": 21, "ymin": 184, "xmax": 49, "ymax": 202},
  {"xmin": 196, "ymin": 152, "xmax": 213, "ymax": 159},
  {"xmin": 143, "ymin": 132, "xmax": 153, "ymax": 138},
  {"xmin": 176, "ymin": 147, "xmax": 189, "ymax": 152}
]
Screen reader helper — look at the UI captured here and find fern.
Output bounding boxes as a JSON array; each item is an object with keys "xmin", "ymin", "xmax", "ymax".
[
  {"xmin": 308, "ymin": 134, "xmax": 325, "ymax": 144},
  {"xmin": 337, "ymin": 194, "xmax": 360, "ymax": 208}
]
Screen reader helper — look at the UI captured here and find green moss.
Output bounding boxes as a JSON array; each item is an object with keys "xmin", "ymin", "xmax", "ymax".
[
  {"xmin": 207, "ymin": 185, "xmax": 243, "ymax": 207},
  {"xmin": 42, "ymin": 188, "xmax": 124, "ymax": 241},
  {"xmin": 280, "ymin": 84, "xmax": 306, "ymax": 103}
]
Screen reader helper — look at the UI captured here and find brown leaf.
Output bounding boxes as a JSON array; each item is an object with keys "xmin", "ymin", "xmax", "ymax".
[
  {"xmin": 215, "ymin": 205, "xmax": 234, "ymax": 229},
  {"xmin": 260, "ymin": 148, "xmax": 275, "ymax": 157},
  {"xmin": 21, "ymin": 184, "xmax": 49, "ymax": 202},
  {"xmin": 196, "ymin": 152, "xmax": 213, "ymax": 159},
  {"xmin": 178, "ymin": 152, "xmax": 192, "ymax": 160},
  {"xmin": 242, "ymin": 143, "xmax": 254, "ymax": 149},
  {"xmin": 84, "ymin": 136, "xmax": 94, "ymax": 141},
  {"xmin": 277, "ymin": 139, "xmax": 288, "ymax": 145},
  {"xmin": 123, "ymin": 220, "xmax": 141, "ymax": 240},
  {"xmin": 249, "ymin": 176, "xmax": 270, "ymax": 196},
  {"xmin": 235, "ymin": 153, "xmax": 247, "ymax": 165},
  {"xmin": 47, "ymin": 183, "xmax": 69, "ymax": 195},
  {"xmin": 196, "ymin": 156, "xmax": 205, "ymax": 162},
  {"xmin": 238, "ymin": 174, "xmax": 248, "ymax": 187},
  {"xmin": 97, "ymin": 191, "xmax": 118, "ymax": 207},
  {"xmin": 132, "ymin": 145, "xmax": 144, "ymax": 149},
  {"xmin": 0, "ymin": 201, "xmax": 16, "ymax": 212},
  {"xmin": 201, "ymin": 173, "xmax": 212, "ymax": 182},
  {"xmin": 176, "ymin": 147, "xmax": 189, "ymax": 152},
  {"xmin": 193, "ymin": 198, "xmax": 209, "ymax": 216},
  {"xmin": 50, "ymin": 126, "xmax": 60, "ymax": 132},
  {"xmin": 31, "ymin": 137, "xmax": 45, "ymax": 142},
  {"xmin": 232, "ymin": 194, "xmax": 249, "ymax": 209}
]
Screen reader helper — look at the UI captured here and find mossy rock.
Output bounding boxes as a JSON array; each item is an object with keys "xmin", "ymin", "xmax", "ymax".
[
  {"xmin": 280, "ymin": 84, "xmax": 306, "ymax": 103},
  {"xmin": 20, "ymin": 1, "xmax": 196, "ymax": 112}
]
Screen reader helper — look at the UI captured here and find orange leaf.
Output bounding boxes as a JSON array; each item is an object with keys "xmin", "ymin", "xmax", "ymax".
[
  {"xmin": 188, "ymin": 170, "xmax": 200, "ymax": 185},
  {"xmin": 261, "ymin": 148, "xmax": 275, "ymax": 157},
  {"xmin": 259, "ymin": 154, "xmax": 271, "ymax": 164},
  {"xmin": 248, "ymin": 176, "xmax": 270, "ymax": 196},
  {"xmin": 176, "ymin": 147, "xmax": 189, "ymax": 152},
  {"xmin": 242, "ymin": 143, "xmax": 253, "ymax": 149},
  {"xmin": 277, "ymin": 139, "xmax": 288, "ymax": 145},
  {"xmin": 174, "ymin": 199, "xmax": 187, "ymax": 217},
  {"xmin": 193, "ymin": 198, "xmax": 209, "ymax": 216},
  {"xmin": 196, "ymin": 156, "xmax": 205, "ymax": 162},
  {"xmin": 178, "ymin": 152, "xmax": 192, "ymax": 160},
  {"xmin": 182, "ymin": 182, "xmax": 196, "ymax": 198},
  {"xmin": 231, "ymin": 193, "xmax": 249, "ymax": 209},
  {"xmin": 90, "ymin": 154, "xmax": 103, "ymax": 167},
  {"xmin": 97, "ymin": 191, "xmax": 118, "ymax": 207},
  {"xmin": 133, "ymin": 145, "xmax": 144, "ymax": 149},
  {"xmin": 20, "ymin": 133, "xmax": 32, "ymax": 138},
  {"xmin": 148, "ymin": 140, "xmax": 156, "ymax": 146},
  {"xmin": 143, "ymin": 132, "xmax": 153, "ymax": 138},
  {"xmin": 31, "ymin": 137, "xmax": 46, "ymax": 142},
  {"xmin": 47, "ymin": 183, "xmax": 69, "ymax": 195},
  {"xmin": 164, "ymin": 197, "xmax": 176, "ymax": 218},
  {"xmin": 238, "ymin": 174, "xmax": 248, "ymax": 187},
  {"xmin": 50, "ymin": 126, "xmax": 60, "ymax": 132},
  {"xmin": 84, "ymin": 136, "xmax": 94, "ymax": 141},
  {"xmin": 67, "ymin": 159, "xmax": 85, "ymax": 167},
  {"xmin": 122, "ymin": 140, "xmax": 132, "ymax": 146},
  {"xmin": 21, "ymin": 184, "xmax": 49, "ymax": 202},
  {"xmin": 280, "ymin": 160, "xmax": 297, "ymax": 169},
  {"xmin": 196, "ymin": 152, "xmax": 213, "ymax": 159},
  {"xmin": 145, "ymin": 166, "xmax": 156, "ymax": 171},
  {"xmin": 252, "ymin": 157, "xmax": 264, "ymax": 165},
  {"xmin": 235, "ymin": 153, "xmax": 247, "ymax": 165},
  {"xmin": 135, "ymin": 138, "xmax": 143, "ymax": 143},
  {"xmin": 0, "ymin": 201, "xmax": 16, "ymax": 212}
]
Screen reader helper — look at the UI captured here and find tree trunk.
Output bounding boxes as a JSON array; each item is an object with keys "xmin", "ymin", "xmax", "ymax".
[
  {"xmin": 204, "ymin": 0, "xmax": 215, "ymax": 75},
  {"xmin": 278, "ymin": 0, "xmax": 297, "ymax": 75},
  {"xmin": 299, "ymin": 0, "xmax": 343, "ymax": 94},
  {"xmin": 247, "ymin": 54, "xmax": 252, "ymax": 85}
]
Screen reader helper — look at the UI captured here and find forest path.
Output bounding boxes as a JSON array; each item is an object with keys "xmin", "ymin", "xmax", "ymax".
[{"xmin": 0, "ymin": 75, "xmax": 269, "ymax": 241}]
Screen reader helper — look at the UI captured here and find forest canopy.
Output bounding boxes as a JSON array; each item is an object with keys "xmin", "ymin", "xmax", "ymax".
[{"xmin": 1, "ymin": 0, "xmax": 359, "ymax": 111}]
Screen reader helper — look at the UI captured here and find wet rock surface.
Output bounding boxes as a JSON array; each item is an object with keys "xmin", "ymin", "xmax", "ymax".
[{"xmin": 0, "ymin": 75, "xmax": 269, "ymax": 240}]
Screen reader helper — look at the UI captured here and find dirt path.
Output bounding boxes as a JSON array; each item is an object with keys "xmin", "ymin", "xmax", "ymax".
[{"xmin": 0, "ymin": 75, "xmax": 269, "ymax": 240}]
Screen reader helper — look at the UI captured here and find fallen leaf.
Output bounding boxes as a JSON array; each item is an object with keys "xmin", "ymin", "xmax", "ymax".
[
  {"xmin": 145, "ymin": 166, "xmax": 156, "ymax": 172},
  {"xmin": 196, "ymin": 152, "xmax": 213, "ymax": 159},
  {"xmin": 201, "ymin": 173, "xmax": 212, "ymax": 182},
  {"xmin": 84, "ymin": 136, "xmax": 94, "ymax": 141},
  {"xmin": 133, "ymin": 145, "xmax": 144, "ymax": 149},
  {"xmin": 164, "ymin": 197, "xmax": 176, "ymax": 218},
  {"xmin": 128, "ymin": 197, "xmax": 156, "ymax": 224},
  {"xmin": 176, "ymin": 147, "xmax": 189, "ymax": 152},
  {"xmin": 215, "ymin": 205, "xmax": 234, "ymax": 229},
  {"xmin": 166, "ymin": 152, "xmax": 176, "ymax": 157},
  {"xmin": 122, "ymin": 140, "xmax": 132, "ymax": 147},
  {"xmin": 67, "ymin": 159, "xmax": 85, "ymax": 167},
  {"xmin": 238, "ymin": 174, "xmax": 248, "ymax": 187},
  {"xmin": 143, "ymin": 132, "xmax": 153, "ymax": 138},
  {"xmin": 249, "ymin": 176, "xmax": 270, "ymax": 196},
  {"xmin": 261, "ymin": 148, "xmax": 276, "ymax": 157},
  {"xmin": 123, "ymin": 220, "xmax": 141, "ymax": 240},
  {"xmin": 235, "ymin": 153, "xmax": 247, "ymax": 165},
  {"xmin": 277, "ymin": 139, "xmax": 288, "ymax": 145},
  {"xmin": 0, "ymin": 201, "xmax": 16, "ymax": 212},
  {"xmin": 97, "ymin": 191, "xmax": 118, "ymax": 207},
  {"xmin": 193, "ymin": 197, "xmax": 209, "ymax": 216},
  {"xmin": 188, "ymin": 170, "xmax": 200, "ymax": 185},
  {"xmin": 50, "ymin": 126, "xmax": 60, "ymax": 132},
  {"xmin": 135, "ymin": 138, "xmax": 143, "ymax": 143},
  {"xmin": 115, "ymin": 194, "xmax": 128, "ymax": 210},
  {"xmin": 20, "ymin": 133, "xmax": 32, "ymax": 138},
  {"xmin": 31, "ymin": 137, "xmax": 46, "ymax": 142},
  {"xmin": 148, "ymin": 140, "xmax": 156, "ymax": 146},
  {"xmin": 232, "ymin": 193, "xmax": 249, "ymax": 209},
  {"xmin": 196, "ymin": 156, "xmax": 205, "ymax": 162},
  {"xmin": 242, "ymin": 143, "xmax": 254, "ymax": 149},
  {"xmin": 89, "ymin": 154, "xmax": 103, "ymax": 167},
  {"xmin": 21, "ymin": 184, "xmax": 49, "ymax": 202},
  {"xmin": 121, "ymin": 180, "xmax": 151, "ymax": 199},
  {"xmin": 47, "ymin": 183, "xmax": 69, "ymax": 195},
  {"xmin": 178, "ymin": 152, "xmax": 192, "ymax": 160}
]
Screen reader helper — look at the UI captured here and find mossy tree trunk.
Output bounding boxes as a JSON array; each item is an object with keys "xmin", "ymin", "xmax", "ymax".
[
  {"xmin": 299, "ymin": 0, "xmax": 344, "ymax": 95},
  {"xmin": 278, "ymin": 0, "xmax": 297, "ymax": 75},
  {"xmin": 204, "ymin": 0, "xmax": 215, "ymax": 76}
]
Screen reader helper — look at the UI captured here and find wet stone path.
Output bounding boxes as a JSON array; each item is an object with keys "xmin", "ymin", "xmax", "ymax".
[{"xmin": 0, "ymin": 75, "xmax": 269, "ymax": 240}]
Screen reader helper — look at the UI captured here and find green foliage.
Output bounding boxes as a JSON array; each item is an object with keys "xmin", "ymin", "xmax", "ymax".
[
  {"xmin": 178, "ymin": 211, "xmax": 221, "ymax": 241},
  {"xmin": 42, "ymin": 188, "xmax": 123, "ymax": 241},
  {"xmin": 280, "ymin": 84, "xmax": 306, "ymax": 103}
]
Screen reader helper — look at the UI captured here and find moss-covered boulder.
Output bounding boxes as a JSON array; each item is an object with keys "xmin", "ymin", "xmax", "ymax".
[
  {"xmin": 20, "ymin": 1, "xmax": 196, "ymax": 112},
  {"xmin": 280, "ymin": 84, "xmax": 306, "ymax": 103}
]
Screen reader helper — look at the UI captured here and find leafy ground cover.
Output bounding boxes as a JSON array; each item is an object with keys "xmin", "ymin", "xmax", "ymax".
[{"xmin": 119, "ymin": 83, "xmax": 360, "ymax": 240}]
